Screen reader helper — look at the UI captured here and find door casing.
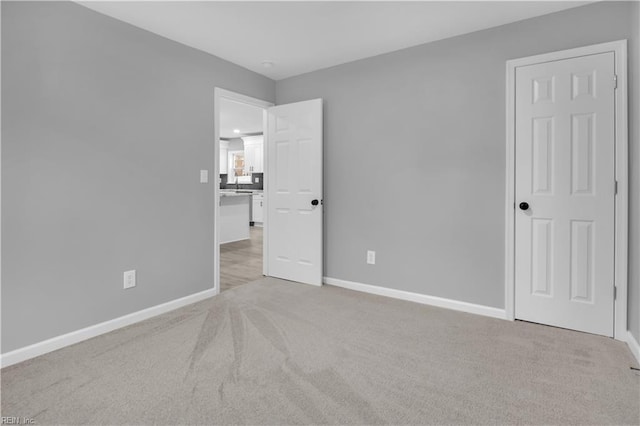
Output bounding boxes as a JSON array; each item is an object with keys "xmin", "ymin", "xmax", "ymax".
[
  {"xmin": 504, "ymin": 40, "xmax": 629, "ymax": 340},
  {"xmin": 213, "ymin": 88, "xmax": 274, "ymax": 295}
]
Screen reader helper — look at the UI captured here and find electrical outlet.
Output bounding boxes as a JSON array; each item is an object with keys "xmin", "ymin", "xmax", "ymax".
[
  {"xmin": 124, "ymin": 270, "xmax": 136, "ymax": 289},
  {"xmin": 367, "ymin": 250, "xmax": 376, "ymax": 265},
  {"xmin": 200, "ymin": 170, "xmax": 208, "ymax": 183}
]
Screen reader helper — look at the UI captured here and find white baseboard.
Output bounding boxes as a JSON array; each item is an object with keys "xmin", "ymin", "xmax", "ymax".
[
  {"xmin": 627, "ymin": 331, "xmax": 640, "ymax": 366},
  {"xmin": 323, "ymin": 277, "xmax": 507, "ymax": 320},
  {"xmin": 220, "ymin": 236, "xmax": 251, "ymax": 244},
  {"xmin": 0, "ymin": 288, "xmax": 216, "ymax": 369}
]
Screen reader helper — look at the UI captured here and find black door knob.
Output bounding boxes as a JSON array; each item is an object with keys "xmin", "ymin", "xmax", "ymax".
[
  {"xmin": 311, "ymin": 199, "xmax": 319, "ymax": 206},
  {"xmin": 519, "ymin": 202, "xmax": 529, "ymax": 211}
]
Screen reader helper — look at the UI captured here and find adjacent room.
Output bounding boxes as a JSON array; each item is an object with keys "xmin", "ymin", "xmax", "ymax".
[
  {"xmin": 2, "ymin": 1, "xmax": 639, "ymax": 425},
  {"xmin": 218, "ymin": 97, "xmax": 266, "ymax": 292}
]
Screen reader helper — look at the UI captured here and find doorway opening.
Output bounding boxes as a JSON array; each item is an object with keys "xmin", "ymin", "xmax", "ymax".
[
  {"xmin": 214, "ymin": 89, "xmax": 324, "ymax": 293},
  {"xmin": 214, "ymin": 89, "xmax": 273, "ymax": 294}
]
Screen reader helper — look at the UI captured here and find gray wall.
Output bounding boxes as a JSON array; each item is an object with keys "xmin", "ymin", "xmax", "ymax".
[
  {"xmin": 277, "ymin": 1, "xmax": 639, "ymax": 320},
  {"xmin": 227, "ymin": 138, "xmax": 245, "ymax": 151},
  {"xmin": 1, "ymin": 1, "xmax": 274, "ymax": 352}
]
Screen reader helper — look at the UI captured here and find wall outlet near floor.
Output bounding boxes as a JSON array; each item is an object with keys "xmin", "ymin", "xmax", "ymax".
[
  {"xmin": 367, "ymin": 250, "xmax": 376, "ymax": 265},
  {"xmin": 124, "ymin": 270, "xmax": 136, "ymax": 289},
  {"xmin": 200, "ymin": 170, "xmax": 208, "ymax": 183}
]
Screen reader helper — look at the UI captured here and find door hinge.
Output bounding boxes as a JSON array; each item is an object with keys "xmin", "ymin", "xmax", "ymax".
[
  {"xmin": 613, "ymin": 74, "xmax": 618, "ymax": 89},
  {"xmin": 615, "ymin": 180, "xmax": 618, "ymax": 195},
  {"xmin": 614, "ymin": 286, "xmax": 617, "ymax": 300}
]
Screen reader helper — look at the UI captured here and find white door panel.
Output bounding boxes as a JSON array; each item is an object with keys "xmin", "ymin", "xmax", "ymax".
[
  {"xmin": 514, "ymin": 52, "xmax": 615, "ymax": 336},
  {"xmin": 267, "ymin": 99, "xmax": 323, "ymax": 286}
]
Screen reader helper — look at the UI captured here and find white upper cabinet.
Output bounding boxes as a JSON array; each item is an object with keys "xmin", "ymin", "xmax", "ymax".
[
  {"xmin": 242, "ymin": 136, "xmax": 264, "ymax": 174},
  {"xmin": 219, "ymin": 140, "xmax": 229, "ymax": 175}
]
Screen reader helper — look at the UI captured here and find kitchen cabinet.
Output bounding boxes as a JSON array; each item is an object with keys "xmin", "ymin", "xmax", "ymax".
[
  {"xmin": 252, "ymin": 193, "xmax": 264, "ymax": 224},
  {"xmin": 219, "ymin": 141, "xmax": 229, "ymax": 174},
  {"xmin": 243, "ymin": 136, "xmax": 263, "ymax": 174},
  {"xmin": 219, "ymin": 193, "xmax": 250, "ymax": 243}
]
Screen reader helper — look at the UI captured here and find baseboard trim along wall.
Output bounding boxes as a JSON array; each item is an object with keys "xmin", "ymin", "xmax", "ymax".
[
  {"xmin": 0, "ymin": 288, "xmax": 216, "ymax": 369},
  {"xmin": 627, "ymin": 331, "xmax": 640, "ymax": 365},
  {"xmin": 323, "ymin": 277, "xmax": 507, "ymax": 320}
]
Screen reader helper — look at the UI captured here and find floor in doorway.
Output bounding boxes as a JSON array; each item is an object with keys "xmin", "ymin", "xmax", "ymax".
[{"xmin": 220, "ymin": 226, "xmax": 263, "ymax": 292}]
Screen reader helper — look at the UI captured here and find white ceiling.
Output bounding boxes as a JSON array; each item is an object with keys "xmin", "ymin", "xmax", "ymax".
[
  {"xmin": 79, "ymin": 1, "xmax": 589, "ymax": 80},
  {"xmin": 220, "ymin": 98, "xmax": 264, "ymax": 138}
]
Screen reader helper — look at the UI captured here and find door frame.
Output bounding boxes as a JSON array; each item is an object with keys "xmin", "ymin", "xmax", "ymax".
[
  {"xmin": 213, "ymin": 88, "xmax": 274, "ymax": 295},
  {"xmin": 504, "ymin": 40, "xmax": 628, "ymax": 340}
]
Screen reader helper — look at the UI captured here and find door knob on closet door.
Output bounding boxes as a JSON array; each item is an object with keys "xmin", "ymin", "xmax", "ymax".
[
  {"xmin": 311, "ymin": 199, "xmax": 319, "ymax": 206},
  {"xmin": 519, "ymin": 202, "xmax": 529, "ymax": 211}
]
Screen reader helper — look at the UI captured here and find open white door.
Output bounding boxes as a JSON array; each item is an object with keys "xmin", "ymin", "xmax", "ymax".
[{"xmin": 266, "ymin": 99, "xmax": 323, "ymax": 286}]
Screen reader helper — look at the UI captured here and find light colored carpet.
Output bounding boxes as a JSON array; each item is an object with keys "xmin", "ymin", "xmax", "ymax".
[{"xmin": 1, "ymin": 278, "xmax": 639, "ymax": 425}]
